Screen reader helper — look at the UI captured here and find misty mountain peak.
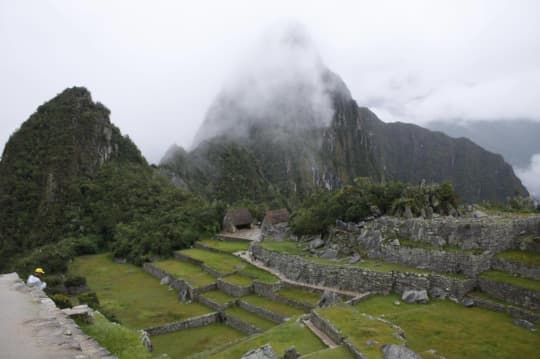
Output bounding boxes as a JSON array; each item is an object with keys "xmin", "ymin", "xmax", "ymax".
[{"xmin": 192, "ymin": 23, "xmax": 347, "ymax": 147}]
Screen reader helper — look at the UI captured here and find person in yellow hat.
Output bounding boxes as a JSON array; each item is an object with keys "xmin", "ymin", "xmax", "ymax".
[{"xmin": 27, "ymin": 267, "xmax": 47, "ymax": 290}]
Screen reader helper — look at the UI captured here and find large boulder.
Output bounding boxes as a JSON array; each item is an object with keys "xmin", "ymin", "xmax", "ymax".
[
  {"xmin": 381, "ymin": 344, "xmax": 422, "ymax": 359},
  {"xmin": 401, "ymin": 289, "xmax": 429, "ymax": 304},
  {"xmin": 241, "ymin": 344, "xmax": 279, "ymax": 359}
]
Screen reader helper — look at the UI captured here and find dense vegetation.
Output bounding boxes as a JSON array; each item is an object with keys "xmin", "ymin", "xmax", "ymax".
[
  {"xmin": 0, "ymin": 87, "xmax": 221, "ymax": 278},
  {"xmin": 290, "ymin": 178, "xmax": 459, "ymax": 235}
]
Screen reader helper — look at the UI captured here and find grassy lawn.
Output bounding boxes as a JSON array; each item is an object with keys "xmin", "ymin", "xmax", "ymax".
[
  {"xmin": 207, "ymin": 319, "xmax": 326, "ymax": 359},
  {"xmin": 178, "ymin": 248, "xmax": 247, "ymax": 274},
  {"xmin": 151, "ymin": 259, "xmax": 216, "ymax": 287},
  {"xmin": 278, "ymin": 287, "xmax": 321, "ymax": 306},
  {"xmin": 260, "ymin": 240, "xmax": 306, "ymax": 255},
  {"xmin": 481, "ymin": 270, "xmax": 540, "ymax": 292},
  {"xmin": 301, "ymin": 346, "xmax": 356, "ymax": 359},
  {"xmin": 198, "ymin": 239, "xmax": 250, "ymax": 253},
  {"xmin": 496, "ymin": 250, "xmax": 540, "ymax": 267},
  {"xmin": 222, "ymin": 274, "xmax": 253, "ymax": 287},
  {"xmin": 200, "ymin": 290, "xmax": 236, "ymax": 305},
  {"xmin": 242, "ymin": 294, "xmax": 306, "ymax": 318},
  {"xmin": 78, "ymin": 312, "xmax": 152, "ymax": 359},
  {"xmin": 316, "ymin": 304, "xmax": 403, "ymax": 358},
  {"xmin": 225, "ymin": 306, "xmax": 278, "ymax": 330},
  {"xmin": 238, "ymin": 265, "xmax": 279, "ymax": 283},
  {"xmin": 355, "ymin": 295, "xmax": 540, "ymax": 359},
  {"xmin": 69, "ymin": 253, "xmax": 213, "ymax": 329},
  {"xmin": 151, "ymin": 323, "xmax": 245, "ymax": 359}
]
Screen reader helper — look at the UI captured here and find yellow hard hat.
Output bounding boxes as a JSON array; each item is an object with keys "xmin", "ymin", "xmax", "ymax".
[{"xmin": 35, "ymin": 268, "xmax": 45, "ymax": 274}]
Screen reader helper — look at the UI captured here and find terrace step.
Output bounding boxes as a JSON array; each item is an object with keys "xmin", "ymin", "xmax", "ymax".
[
  {"xmin": 237, "ymin": 251, "xmax": 370, "ymax": 299},
  {"xmin": 478, "ymin": 270, "xmax": 540, "ymax": 311},
  {"xmin": 224, "ymin": 306, "xmax": 277, "ymax": 334},
  {"xmin": 302, "ymin": 319, "xmax": 339, "ymax": 349},
  {"xmin": 467, "ymin": 291, "xmax": 540, "ymax": 323},
  {"xmin": 240, "ymin": 294, "xmax": 306, "ymax": 321}
]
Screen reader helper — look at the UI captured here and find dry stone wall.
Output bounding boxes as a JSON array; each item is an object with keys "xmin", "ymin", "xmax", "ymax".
[
  {"xmin": 252, "ymin": 246, "xmax": 475, "ymax": 299},
  {"xmin": 238, "ymin": 300, "xmax": 285, "ymax": 323},
  {"xmin": 217, "ymin": 278, "xmax": 252, "ymax": 297},
  {"xmin": 472, "ymin": 295, "xmax": 540, "ymax": 324},
  {"xmin": 478, "ymin": 277, "xmax": 540, "ymax": 311},
  {"xmin": 491, "ymin": 258, "xmax": 540, "ymax": 281},
  {"xmin": 223, "ymin": 312, "xmax": 263, "ymax": 335},
  {"xmin": 145, "ymin": 312, "xmax": 220, "ymax": 336},
  {"xmin": 353, "ymin": 216, "xmax": 540, "ymax": 252}
]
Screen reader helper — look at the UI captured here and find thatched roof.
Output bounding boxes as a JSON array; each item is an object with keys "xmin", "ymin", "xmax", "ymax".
[
  {"xmin": 263, "ymin": 208, "xmax": 290, "ymax": 225},
  {"xmin": 224, "ymin": 208, "xmax": 253, "ymax": 226}
]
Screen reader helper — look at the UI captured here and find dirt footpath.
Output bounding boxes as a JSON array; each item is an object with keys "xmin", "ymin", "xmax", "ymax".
[{"xmin": 0, "ymin": 272, "xmax": 113, "ymax": 359}]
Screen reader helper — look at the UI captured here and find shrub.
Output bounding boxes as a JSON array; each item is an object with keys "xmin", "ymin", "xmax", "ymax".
[
  {"xmin": 78, "ymin": 291, "xmax": 100, "ymax": 309},
  {"xmin": 65, "ymin": 275, "xmax": 87, "ymax": 288},
  {"xmin": 51, "ymin": 293, "xmax": 72, "ymax": 309}
]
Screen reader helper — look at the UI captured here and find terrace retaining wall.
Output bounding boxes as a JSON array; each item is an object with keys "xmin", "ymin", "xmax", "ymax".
[
  {"xmin": 197, "ymin": 295, "xmax": 232, "ymax": 311},
  {"xmin": 223, "ymin": 313, "xmax": 262, "ymax": 335},
  {"xmin": 471, "ymin": 296, "xmax": 540, "ymax": 324},
  {"xmin": 369, "ymin": 245, "xmax": 492, "ymax": 277},
  {"xmin": 238, "ymin": 300, "xmax": 285, "ymax": 323},
  {"xmin": 217, "ymin": 279, "xmax": 252, "ymax": 297},
  {"xmin": 145, "ymin": 312, "xmax": 220, "ymax": 336},
  {"xmin": 352, "ymin": 216, "xmax": 540, "ymax": 252},
  {"xmin": 251, "ymin": 246, "xmax": 475, "ymax": 299},
  {"xmin": 478, "ymin": 277, "xmax": 540, "ymax": 311},
  {"xmin": 491, "ymin": 257, "xmax": 540, "ymax": 281},
  {"xmin": 253, "ymin": 281, "xmax": 314, "ymax": 311},
  {"xmin": 309, "ymin": 311, "xmax": 343, "ymax": 344},
  {"xmin": 194, "ymin": 242, "xmax": 230, "ymax": 255},
  {"xmin": 174, "ymin": 252, "xmax": 205, "ymax": 266}
]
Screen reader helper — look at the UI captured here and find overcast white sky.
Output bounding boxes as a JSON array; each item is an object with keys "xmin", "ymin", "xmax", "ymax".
[{"xmin": 1, "ymin": 0, "xmax": 540, "ymax": 164}]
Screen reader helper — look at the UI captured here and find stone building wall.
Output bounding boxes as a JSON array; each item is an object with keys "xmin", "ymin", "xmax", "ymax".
[{"xmin": 238, "ymin": 300, "xmax": 285, "ymax": 323}]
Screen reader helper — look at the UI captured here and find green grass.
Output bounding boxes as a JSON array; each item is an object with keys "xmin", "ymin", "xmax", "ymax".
[
  {"xmin": 200, "ymin": 290, "xmax": 236, "ymax": 305},
  {"xmin": 198, "ymin": 239, "xmax": 250, "ymax": 253},
  {"xmin": 238, "ymin": 265, "xmax": 279, "ymax": 283},
  {"xmin": 151, "ymin": 323, "xmax": 245, "ymax": 359},
  {"xmin": 316, "ymin": 304, "xmax": 403, "ymax": 358},
  {"xmin": 78, "ymin": 312, "xmax": 152, "ymax": 359},
  {"xmin": 151, "ymin": 259, "xmax": 216, "ymax": 287},
  {"xmin": 224, "ymin": 306, "xmax": 278, "ymax": 330},
  {"xmin": 481, "ymin": 270, "xmax": 540, "ymax": 292},
  {"xmin": 301, "ymin": 346, "xmax": 356, "ymax": 359},
  {"xmin": 178, "ymin": 248, "xmax": 247, "ymax": 274},
  {"xmin": 260, "ymin": 240, "xmax": 306, "ymax": 255},
  {"xmin": 278, "ymin": 287, "xmax": 321, "ymax": 306},
  {"xmin": 496, "ymin": 250, "xmax": 540, "ymax": 267},
  {"xmin": 242, "ymin": 294, "xmax": 306, "ymax": 318},
  {"xmin": 208, "ymin": 319, "xmax": 326, "ymax": 359},
  {"xmin": 69, "ymin": 253, "xmax": 213, "ymax": 329},
  {"xmin": 222, "ymin": 274, "xmax": 253, "ymax": 287},
  {"xmin": 355, "ymin": 295, "xmax": 540, "ymax": 359}
]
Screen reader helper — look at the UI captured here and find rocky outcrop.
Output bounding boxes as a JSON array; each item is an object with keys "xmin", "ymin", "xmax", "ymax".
[{"xmin": 240, "ymin": 344, "xmax": 279, "ymax": 359}]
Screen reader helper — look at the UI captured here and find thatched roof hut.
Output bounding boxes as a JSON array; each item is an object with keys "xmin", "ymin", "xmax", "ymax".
[{"xmin": 262, "ymin": 208, "xmax": 290, "ymax": 226}]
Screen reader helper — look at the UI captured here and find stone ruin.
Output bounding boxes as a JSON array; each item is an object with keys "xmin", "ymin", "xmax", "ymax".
[
  {"xmin": 261, "ymin": 208, "xmax": 290, "ymax": 240},
  {"xmin": 223, "ymin": 208, "xmax": 253, "ymax": 233}
]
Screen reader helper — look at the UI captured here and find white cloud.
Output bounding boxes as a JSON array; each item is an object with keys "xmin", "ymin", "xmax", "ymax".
[{"xmin": 516, "ymin": 154, "xmax": 540, "ymax": 200}]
